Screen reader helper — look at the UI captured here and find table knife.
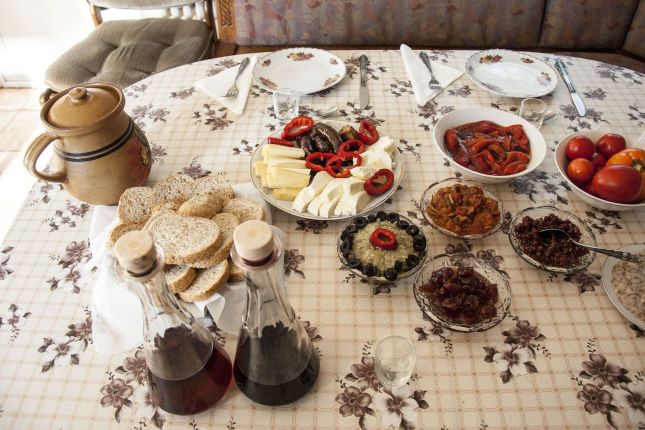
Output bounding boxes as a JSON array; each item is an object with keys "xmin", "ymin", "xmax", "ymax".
[
  {"xmin": 359, "ymin": 55, "xmax": 369, "ymax": 110},
  {"xmin": 555, "ymin": 59, "xmax": 585, "ymax": 117}
]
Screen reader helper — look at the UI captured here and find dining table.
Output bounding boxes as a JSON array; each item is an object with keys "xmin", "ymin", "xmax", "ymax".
[{"xmin": 0, "ymin": 49, "xmax": 644, "ymax": 430}]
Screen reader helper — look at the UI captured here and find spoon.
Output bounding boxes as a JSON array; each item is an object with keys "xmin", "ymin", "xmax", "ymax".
[
  {"xmin": 312, "ymin": 106, "xmax": 338, "ymax": 118},
  {"xmin": 539, "ymin": 228, "xmax": 642, "ymax": 263}
]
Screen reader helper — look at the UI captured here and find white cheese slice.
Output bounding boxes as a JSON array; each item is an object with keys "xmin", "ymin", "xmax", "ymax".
[
  {"xmin": 351, "ymin": 165, "xmax": 379, "ymax": 181},
  {"xmin": 272, "ymin": 187, "xmax": 302, "ymax": 201},
  {"xmin": 254, "ymin": 161, "xmax": 267, "ymax": 177},
  {"xmin": 336, "ymin": 191, "xmax": 371, "ymax": 216},
  {"xmin": 309, "ymin": 171, "xmax": 334, "ymax": 193},
  {"xmin": 307, "ymin": 194, "xmax": 325, "ymax": 216},
  {"xmin": 361, "ymin": 149, "xmax": 393, "ymax": 170},
  {"xmin": 342, "ymin": 177, "xmax": 365, "ymax": 195},
  {"xmin": 365, "ymin": 136, "xmax": 394, "ymax": 153},
  {"xmin": 292, "ymin": 187, "xmax": 316, "ymax": 212},
  {"xmin": 266, "ymin": 158, "xmax": 308, "ymax": 169},
  {"xmin": 265, "ymin": 168, "xmax": 311, "ymax": 188},
  {"xmin": 318, "ymin": 193, "xmax": 342, "ymax": 217},
  {"xmin": 308, "ymin": 179, "xmax": 345, "ymax": 216},
  {"xmin": 262, "ymin": 144, "xmax": 305, "ymax": 160}
]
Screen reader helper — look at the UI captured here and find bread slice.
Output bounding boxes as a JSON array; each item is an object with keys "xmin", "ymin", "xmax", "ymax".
[
  {"xmin": 222, "ymin": 197, "xmax": 266, "ymax": 223},
  {"xmin": 164, "ymin": 265, "xmax": 197, "ymax": 293},
  {"xmin": 118, "ymin": 187, "xmax": 153, "ymax": 223},
  {"xmin": 228, "ymin": 259, "xmax": 244, "ymax": 283},
  {"xmin": 189, "ymin": 213, "xmax": 240, "ymax": 269},
  {"xmin": 177, "ymin": 194, "xmax": 222, "ymax": 219},
  {"xmin": 152, "ymin": 201, "xmax": 181, "ymax": 213},
  {"xmin": 152, "ymin": 174, "xmax": 195, "ymax": 205},
  {"xmin": 178, "ymin": 259, "xmax": 230, "ymax": 302},
  {"xmin": 106, "ymin": 221, "xmax": 145, "ymax": 250},
  {"xmin": 143, "ymin": 211, "xmax": 222, "ymax": 265},
  {"xmin": 192, "ymin": 176, "xmax": 235, "ymax": 201}
]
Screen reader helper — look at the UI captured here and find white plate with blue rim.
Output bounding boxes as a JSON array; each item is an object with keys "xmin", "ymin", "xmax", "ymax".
[{"xmin": 465, "ymin": 49, "xmax": 558, "ymax": 98}]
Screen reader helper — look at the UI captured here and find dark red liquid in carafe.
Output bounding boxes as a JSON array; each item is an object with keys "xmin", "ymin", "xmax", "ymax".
[{"xmin": 147, "ymin": 326, "xmax": 232, "ymax": 415}]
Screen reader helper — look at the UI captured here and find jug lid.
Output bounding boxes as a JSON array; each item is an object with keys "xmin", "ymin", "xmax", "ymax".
[
  {"xmin": 233, "ymin": 220, "xmax": 274, "ymax": 262},
  {"xmin": 46, "ymin": 83, "xmax": 123, "ymax": 129},
  {"xmin": 114, "ymin": 230, "xmax": 158, "ymax": 276}
]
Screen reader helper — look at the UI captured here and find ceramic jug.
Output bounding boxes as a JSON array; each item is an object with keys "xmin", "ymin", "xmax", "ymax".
[{"xmin": 24, "ymin": 83, "xmax": 152, "ymax": 205}]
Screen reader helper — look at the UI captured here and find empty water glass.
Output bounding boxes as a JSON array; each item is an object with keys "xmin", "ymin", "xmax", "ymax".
[
  {"xmin": 272, "ymin": 88, "xmax": 299, "ymax": 122},
  {"xmin": 519, "ymin": 98, "xmax": 547, "ymax": 129},
  {"xmin": 374, "ymin": 336, "xmax": 416, "ymax": 388}
]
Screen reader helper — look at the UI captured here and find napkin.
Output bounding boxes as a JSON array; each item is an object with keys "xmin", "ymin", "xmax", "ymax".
[
  {"xmin": 400, "ymin": 44, "xmax": 463, "ymax": 105},
  {"xmin": 87, "ymin": 182, "xmax": 272, "ymax": 353},
  {"xmin": 195, "ymin": 55, "xmax": 258, "ymax": 115}
]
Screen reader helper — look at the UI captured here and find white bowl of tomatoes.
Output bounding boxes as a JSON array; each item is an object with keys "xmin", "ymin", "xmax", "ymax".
[{"xmin": 554, "ymin": 130, "xmax": 645, "ymax": 211}]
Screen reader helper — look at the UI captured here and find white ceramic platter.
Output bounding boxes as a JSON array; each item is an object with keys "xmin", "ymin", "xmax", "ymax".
[
  {"xmin": 601, "ymin": 244, "xmax": 645, "ymax": 330},
  {"xmin": 465, "ymin": 49, "xmax": 558, "ymax": 98},
  {"xmin": 250, "ymin": 120, "xmax": 404, "ymax": 221},
  {"xmin": 252, "ymin": 48, "xmax": 347, "ymax": 94}
]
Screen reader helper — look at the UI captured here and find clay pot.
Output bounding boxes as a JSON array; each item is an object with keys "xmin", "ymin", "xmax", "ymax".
[{"xmin": 24, "ymin": 83, "xmax": 153, "ymax": 205}]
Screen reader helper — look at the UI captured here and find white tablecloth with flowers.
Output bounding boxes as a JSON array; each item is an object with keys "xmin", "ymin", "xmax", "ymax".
[{"xmin": 1, "ymin": 50, "xmax": 644, "ymax": 430}]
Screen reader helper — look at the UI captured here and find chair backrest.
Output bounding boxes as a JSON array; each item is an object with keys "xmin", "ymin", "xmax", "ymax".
[{"xmin": 88, "ymin": 0, "xmax": 214, "ymax": 29}]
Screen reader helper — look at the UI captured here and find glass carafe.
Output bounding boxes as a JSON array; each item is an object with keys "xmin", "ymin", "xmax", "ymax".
[
  {"xmin": 114, "ymin": 231, "xmax": 232, "ymax": 415},
  {"xmin": 230, "ymin": 220, "xmax": 319, "ymax": 406}
]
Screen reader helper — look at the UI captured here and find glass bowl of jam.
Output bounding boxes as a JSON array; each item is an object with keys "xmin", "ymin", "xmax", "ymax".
[
  {"xmin": 338, "ymin": 211, "xmax": 428, "ymax": 283},
  {"xmin": 420, "ymin": 177, "xmax": 504, "ymax": 240},
  {"xmin": 413, "ymin": 253, "xmax": 511, "ymax": 332}
]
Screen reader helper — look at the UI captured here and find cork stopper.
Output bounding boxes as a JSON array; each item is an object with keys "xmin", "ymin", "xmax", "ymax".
[
  {"xmin": 114, "ymin": 230, "xmax": 158, "ymax": 276},
  {"xmin": 233, "ymin": 220, "xmax": 274, "ymax": 262}
]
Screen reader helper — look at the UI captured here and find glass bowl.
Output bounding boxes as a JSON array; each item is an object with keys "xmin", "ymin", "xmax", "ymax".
[
  {"xmin": 337, "ymin": 213, "xmax": 428, "ymax": 283},
  {"xmin": 508, "ymin": 206, "xmax": 596, "ymax": 274},
  {"xmin": 412, "ymin": 253, "xmax": 511, "ymax": 332},
  {"xmin": 420, "ymin": 177, "xmax": 504, "ymax": 240}
]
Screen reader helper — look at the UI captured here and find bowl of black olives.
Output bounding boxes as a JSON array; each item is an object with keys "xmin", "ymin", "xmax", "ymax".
[{"xmin": 338, "ymin": 211, "xmax": 428, "ymax": 283}]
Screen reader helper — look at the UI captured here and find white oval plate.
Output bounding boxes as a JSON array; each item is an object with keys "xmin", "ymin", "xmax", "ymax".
[
  {"xmin": 465, "ymin": 49, "xmax": 558, "ymax": 98},
  {"xmin": 252, "ymin": 48, "xmax": 346, "ymax": 94},
  {"xmin": 601, "ymin": 244, "xmax": 645, "ymax": 330},
  {"xmin": 250, "ymin": 120, "xmax": 404, "ymax": 221}
]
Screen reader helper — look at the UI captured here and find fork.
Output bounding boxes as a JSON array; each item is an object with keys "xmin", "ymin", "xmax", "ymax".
[
  {"xmin": 223, "ymin": 57, "xmax": 250, "ymax": 98},
  {"xmin": 419, "ymin": 52, "xmax": 442, "ymax": 91}
]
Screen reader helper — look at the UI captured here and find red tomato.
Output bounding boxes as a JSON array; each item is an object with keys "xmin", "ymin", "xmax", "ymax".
[
  {"xmin": 584, "ymin": 182, "xmax": 597, "ymax": 196},
  {"xmin": 592, "ymin": 165, "xmax": 643, "ymax": 203},
  {"xmin": 566, "ymin": 158, "xmax": 595, "ymax": 187},
  {"xmin": 565, "ymin": 136, "xmax": 595, "ymax": 160},
  {"xmin": 591, "ymin": 153, "xmax": 607, "ymax": 170},
  {"xmin": 596, "ymin": 133, "xmax": 626, "ymax": 158}
]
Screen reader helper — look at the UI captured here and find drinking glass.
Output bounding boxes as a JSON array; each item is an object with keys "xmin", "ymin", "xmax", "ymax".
[
  {"xmin": 374, "ymin": 336, "xmax": 416, "ymax": 388},
  {"xmin": 519, "ymin": 98, "xmax": 547, "ymax": 129},
  {"xmin": 272, "ymin": 88, "xmax": 299, "ymax": 122}
]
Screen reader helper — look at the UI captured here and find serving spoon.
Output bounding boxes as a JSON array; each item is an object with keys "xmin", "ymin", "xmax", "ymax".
[{"xmin": 539, "ymin": 228, "xmax": 642, "ymax": 263}]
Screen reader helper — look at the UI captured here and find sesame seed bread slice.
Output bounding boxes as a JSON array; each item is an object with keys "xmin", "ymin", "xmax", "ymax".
[
  {"xmin": 143, "ymin": 211, "xmax": 222, "ymax": 265},
  {"xmin": 177, "ymin": 194, "xmax": 222, "ymax": 219},
  {"xmin": 192, "ymin": 176, "xmax": 235, "ymax": 202},
  {"xmin": 106, "ymin": 221, "xmax": 145, "ymax": 250},
  {"xmin": 117, "ymin": 187, "xmax": 153, "ymax": 223},
  {"xmin": 189, "ymin": 213, "xmax": 240, "ymax": 269},
  {"xmin": 221, "ymin": 197, "xmax": 266, "ymax": 223},
  {"xmin": 152, "ymin": 174, "xmax": 195, "ymax": 205},
  {"xmin": 178, "ymin": 259, "xmax": 230, "ymax": 302},
  {"xmin": 164, "ymin": 265, "xmax": 197, "ymax": 294}
]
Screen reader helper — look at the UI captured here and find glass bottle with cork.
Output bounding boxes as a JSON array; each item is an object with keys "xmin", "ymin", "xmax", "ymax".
[{"xmin": 114, "ymin": 230, "xmax": 232, "ymax": 415}]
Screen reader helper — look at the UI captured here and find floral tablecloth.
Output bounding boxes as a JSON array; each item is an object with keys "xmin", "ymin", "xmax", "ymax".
[{"xmin": 1, "ymin": 50, "xmax": 644, "ymax": 430}]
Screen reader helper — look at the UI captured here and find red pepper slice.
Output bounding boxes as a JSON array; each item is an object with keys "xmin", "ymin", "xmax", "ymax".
[
  {"xmin": 358, "ymin": 120, "xmax": 379, "ymax": 145},
  {"xmin": 364, "ymin": 168, "xmax": 394, "ymax": 196},
  {"xmin": 369, "ymin": 228, "xmax": 398, "ymax": 250},
  {"xmin": 267, "ymin": 137, "xmax": 294, "ymax": 147},
  {"xmin": 305, "ymin": 152, "xmax": 335, "ymax": 172},
  {"xmin": 325, "ymin": 152, "xmax": 362, "ymax": 178},
  {"xmin": 339, "ymin": 139, "xmax": 366, "ymax": 154},
  {"xmin": 281, "ymin": 116, "xmax": 314, "ymax": 140}
]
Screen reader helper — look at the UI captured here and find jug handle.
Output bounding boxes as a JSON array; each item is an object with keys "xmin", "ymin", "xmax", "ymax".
[{"xmin": 24, "ymin": 133, "xmax": 67, "ymax": 184}]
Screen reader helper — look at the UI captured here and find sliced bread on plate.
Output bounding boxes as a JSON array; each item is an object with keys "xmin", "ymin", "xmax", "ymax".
[
  {"xmin": 192, "ymin": 176, "xmax": 235, "ymax": 201},
  {"xmin": 152, "ymin": 174, "xmax": 195, "ymax": 205},
  {"xmin": 117, "ymin": 187, "xmax": 153, "ymax": 223},
  {"xmin": 178, "ymin": 259, "xmax": 230, "ymax": 302},
  {"xmin": 164, "ymin": 265, "xmax": 197, "ymax": 293},
  {"xmin": 177, "ymin": 194, "xmax": 222, "ymax": 219},
  {"xmin": 189, "ymin": 213, "xmax": 240, "ymax": 269},
  {"xmin": 222, "ymin": 197, "xmax": 266, "ymax": 223},
  {"xmin": 106, "ymin": 221, "xmax": 145, "ymax": 250}
]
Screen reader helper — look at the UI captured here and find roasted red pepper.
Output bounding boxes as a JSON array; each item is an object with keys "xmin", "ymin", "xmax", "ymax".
[
  {"xmin": 267, "ymin": 137, "xmax": 294, "ymax": 147},
  {"xmin": 281, "ymin": 116, "xmax": 314, "ymax": 140},
  {"xmin": 358, "ymin": 120, "xmax": 379, "ymax": 145},
  {"xmin": 339, "ymin": 139, "xmax": 366, "ymax": 154},
  {"xmin": 305, "ymin": 152, "xmax": 335, "ymax": 172},
  {"xmin": 364, "ymin": 168, "xmax": 394, "ymax": 196},
  {"xmin": 325, "ymin": 152, "xmax": 362, "ymax": 178},
  {"xmin": 369, "ymin": 228, "xmax": 398, "ymax": 250}
]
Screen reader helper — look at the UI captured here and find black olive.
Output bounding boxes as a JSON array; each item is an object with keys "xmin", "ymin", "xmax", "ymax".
[
  {"xmin": 406, "ymin": 225, "xmax": 420, "ymax": 236},
  {"xmin": 413, "ymin": 233, "xmax": 426, "ymax": 243},
  {"xmin": 387, "ymin": 212, "xmax": 400, "ymax": 223},
  {"xmin": 406, "ymin": 254, "xmax": 420, "ymax": 268},
  {"xmin": 377, "ymin": 211, "xmax": 388, "ymax": 221},
  {"xmin": 347, "ymin": 258, "xmax": 361, "ymax": 269},
  {"xmin": 354, "ymin": 217, "xmax": 368, "ymax": 228},
  {"xmin": 413, "ymin": 241, "xmax": 426, "ymax": 252},
  {"xmin": 362, "ymin": 264, "xmax": 378, "ymax": 277},
  {"xmin": 367, "ymin": 214, "xmax": 377, "ymax": 223},
  {"xmin": 394, "ymin": 260, "xmax": 404, "ymax": 272},
  {"xmin": 385, "ymin": 268, "xmax": 398, "ymax": 281},
  {"xmin": 397, "ymin": 219, "xmax": 409, "ymax": 229},
  {"xmin": 343, "ymin": 250, "xmax": 356, "ymax": 262},
  {"xmin": 344, "ymin": 224, "xmax": 357, "ymax": 234},
  {"xmin": 340, "ymin": 239, "xmax": 352, "ymax": 253},
  {"xmin": 340, "ymin": 231, "xmax": 352, "ymax": 241}
]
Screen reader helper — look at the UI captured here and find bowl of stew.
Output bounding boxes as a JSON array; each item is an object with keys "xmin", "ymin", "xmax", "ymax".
[
  {"xmin": 433, "ymin": 107, "xmax": 547, "ymax": 184},
  {"xmin": 420, "ymin": 177, "xmax": 503, "ymax": 239}
]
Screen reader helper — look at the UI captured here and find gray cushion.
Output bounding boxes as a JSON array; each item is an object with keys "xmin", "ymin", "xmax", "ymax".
[{"xmin": 45, "ymin": 18, "xmax": 212, "ymax": 91}]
